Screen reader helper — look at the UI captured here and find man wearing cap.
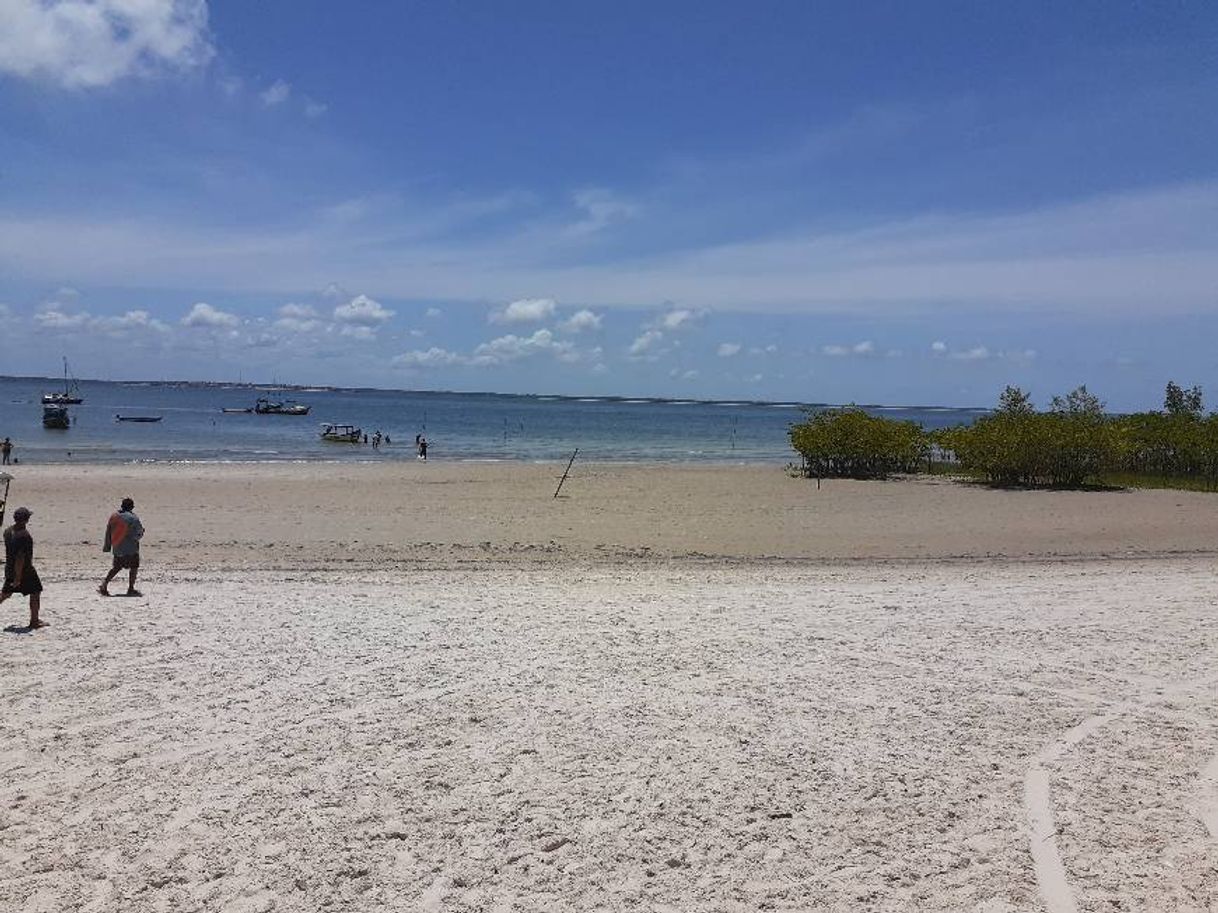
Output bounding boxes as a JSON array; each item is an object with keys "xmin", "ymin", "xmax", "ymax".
[
  {"xmin": 99, "ymin": 497, "xmax": 144, "ymax": 597},
  {"xmin": 0, "ymin": 506, "xmax": 43, "ymax": 629}
]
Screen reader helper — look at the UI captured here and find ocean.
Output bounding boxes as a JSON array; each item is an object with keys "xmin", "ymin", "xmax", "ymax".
[{"xmin": 0, "ymin": 377, "xmax": 988, "ymax": 465}]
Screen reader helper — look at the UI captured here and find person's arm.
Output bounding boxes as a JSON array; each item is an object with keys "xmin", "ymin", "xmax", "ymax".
[
  {"xmin": 11, "ymin": 535, "xmax": 27, "ymax": 586},
  {"xmin": 131, "ymin": 516, "xmax": 144, "ymax": 541}
]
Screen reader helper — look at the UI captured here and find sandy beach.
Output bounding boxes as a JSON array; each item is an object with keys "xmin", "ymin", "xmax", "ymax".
[{"xmin": 2, "ymin": 462, "xmax": 1217, "ymax": 911}]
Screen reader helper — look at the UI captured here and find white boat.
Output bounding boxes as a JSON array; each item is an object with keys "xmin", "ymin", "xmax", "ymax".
[
  {"xmin": 42, "ymin": 357, "xmax": 83, "ymax": 405},
  {"xmin": 320, "ymin": 423, "xmax": 362, "ymax": 443},
  {"xmin": 255, "ymin": 397, "xmax": 310, "ymax": 415}
]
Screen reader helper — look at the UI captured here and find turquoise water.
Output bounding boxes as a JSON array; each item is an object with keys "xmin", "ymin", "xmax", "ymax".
[{"xmin": 0, "ymin": 378, "xmax": 988, "ymax": 465}]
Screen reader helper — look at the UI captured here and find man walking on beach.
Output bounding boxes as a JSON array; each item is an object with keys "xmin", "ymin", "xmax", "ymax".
[
  {"xmin": 1, "ymin": 438, "xmax": 11, "ymax": 465},
  {"xmin": 99, "ymin": 497, "xmax": 144, "ymax": 597},
  {"xmin": 1, "ymin": 507, "xmax": 43, "ymax": 629}
]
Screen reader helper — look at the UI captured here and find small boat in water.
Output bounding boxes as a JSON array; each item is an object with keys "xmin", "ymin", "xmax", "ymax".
[
  {"xmin": 115, "ymin": 415, "xmax": 163, "ymax": 423},
  {"xmin": 320, "ymin": 422, "xmax": 362, "ymax": 443},
  {"xmin": 221, "ymin": 407, "xmax": 253, "ymax": 414},
  {"xmin": 255, "ymin": 397, "xmax": 310, "ymax": 415},
  {"xmin": 42, "ymin": 404, "xmax": 70, "ymax": 429},
  {"xmin": 42, "ymin": 357, "xmax": 84, "ymax": 405}
]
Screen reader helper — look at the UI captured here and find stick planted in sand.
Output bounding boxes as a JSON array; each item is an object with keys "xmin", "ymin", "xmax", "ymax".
[{"xmin": 553, "ymin": 448, "xmax": 579, "ymax": 499}]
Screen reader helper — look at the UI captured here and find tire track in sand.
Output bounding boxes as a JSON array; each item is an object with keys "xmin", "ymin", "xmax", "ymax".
[{"xmin": 1024, "ymin": 676, "xmax": 1218, "ymax": 913}]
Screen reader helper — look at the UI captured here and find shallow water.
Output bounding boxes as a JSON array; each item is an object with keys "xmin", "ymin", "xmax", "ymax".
[{"xmin": 0, "ymin": 378, "xmax": 987, "ymax": 464}]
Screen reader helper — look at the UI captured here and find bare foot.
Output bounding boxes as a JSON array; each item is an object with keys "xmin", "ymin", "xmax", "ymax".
[
  {"xmin": 28, "ymin": 620, "xmax": 46, "ymax": 629},
  {"xmin": 126, "ymin": 589, "xmax": 143, "ymax": 597},
  {"xmin": 97, "ymin": 586, "xmax": 110, "ymax": 597}
]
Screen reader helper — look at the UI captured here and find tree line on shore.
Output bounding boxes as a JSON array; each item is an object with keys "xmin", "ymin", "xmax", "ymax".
[{"xmin": 789, "ymin": 382, "xmax": 1218, "ymax": 490}]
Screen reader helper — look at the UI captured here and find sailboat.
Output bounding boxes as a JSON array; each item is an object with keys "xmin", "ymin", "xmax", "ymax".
[{"xmin": 42, "ymin": 358, "xmax": 83, "ymax": 405}]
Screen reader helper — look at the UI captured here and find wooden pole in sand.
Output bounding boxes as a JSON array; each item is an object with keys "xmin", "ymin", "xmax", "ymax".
[{"xmin": 553, "ymin": 448, "xmax": 579, "ymax": 499}]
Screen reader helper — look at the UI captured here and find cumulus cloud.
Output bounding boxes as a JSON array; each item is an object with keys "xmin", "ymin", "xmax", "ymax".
[
  {"xmin": 559, "ymin": 308, "xmax": 602, "ymax": 334},
  {"xmin": 303, "ymin": 97, "xmax": 328, "ymax": 118},
  {"xmin": 34, "ymin": 308, "xmax": 90, "ymax": 329},
  {"xmin": 425, "ymin": 307, "xmax": 442, "ymax": 318},
  {"xmin": 491, "ymin": 297, "xmax": 556, "ymax": 324},
  {"xmin": 35, "ymin": 305, "xmax": 167, "ymax": 335},
  {"xmin": 0, "ymin": 0, "xmax": 214, "ymax": 89},
  {"xmin": 394, "ymin": 347, "xmax": 464, "ymax": 368},
  {"xmin": 628, "ymin": 329, "xmax": 663, "ymax": 357},
  {"xmin": 259, "ymin": 79, "xmax": 291, "ymax": 106},
  {"xmin": 182, "ymin": 301, "xmax": 239, "ymax": 328},
  {"xmin": 333, "ymin": 293, "xmax": 394, "ymax": 326},
  {"xmin": 931, "ymin": 340, "xmax": 948, "ymax": 354},
  {"xmin": 657, "ymin": 308, "xmax": 700, "ymax": 331},
  {"xmin": 471, "ymin": 328, "xmax": 577, "ymax": 365},
  {"xmin": 275, "ymin": 303, "xmax": 321, "ymax": 333},
  {"xmin": 717, "ymin": 342, "xmax": 741, "ymax": 357},
  {"xmin": 748, "ymin": 344, "xmax": 779, "ymax": 355}
]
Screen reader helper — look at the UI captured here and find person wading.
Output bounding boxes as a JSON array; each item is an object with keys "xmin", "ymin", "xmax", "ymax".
[
  {"xmin": 99, "ymin": 497, "xmax": 145, "ymax": 597},
  {"xmin": 1, "ymin": 507, "xmax": 43, "ymax": 629}
]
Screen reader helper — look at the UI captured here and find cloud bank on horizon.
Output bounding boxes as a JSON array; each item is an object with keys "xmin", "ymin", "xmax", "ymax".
[{"xmin": 0, "ymin": 0, "xmax": 1215, "ymax": 409}]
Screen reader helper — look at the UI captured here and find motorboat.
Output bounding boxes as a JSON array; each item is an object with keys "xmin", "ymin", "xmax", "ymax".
[
  {"xmin": 221, "ymin": 407, "xmax": 253, "ymax": 414},
  {"xmin": 42, "ymin": 403, "xmax": 70, "ymax": 429},
  {"xmin": 115, "ymin": 415, "xmax": 163, "ymax": 423},
  {"xmin": 42, "ymin": 357, "xmax": 83, "ymax": 405},
  {"xmin": 320, "ymin": 423, "xmax": 362, "ymax": 443},
  {"xmin": 255, "ymin": 397, "xmax": 310, "ymax": 415}
]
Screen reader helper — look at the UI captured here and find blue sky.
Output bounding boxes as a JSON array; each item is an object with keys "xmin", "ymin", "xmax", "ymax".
[{"xmin": 1, "ymin": 1, "xmax": 1216, "ymax": 409}]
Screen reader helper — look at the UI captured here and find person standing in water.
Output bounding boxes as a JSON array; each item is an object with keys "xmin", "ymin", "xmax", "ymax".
[
  {"xmin": 0, "ymin": 507, "xmax": 43, "ymax": 629},
  {"xmin": 99, "ymin": 497, "xmax": 144, "ymax": 597},
  {"xmin": 1, "ymin": 437, "xmax": 11, "ymax": 465}
]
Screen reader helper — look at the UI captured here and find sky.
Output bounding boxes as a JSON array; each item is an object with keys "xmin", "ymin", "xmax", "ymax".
[{"xmin": 0, "ymin": 1, "xmax": 1216, "ymax": 409}]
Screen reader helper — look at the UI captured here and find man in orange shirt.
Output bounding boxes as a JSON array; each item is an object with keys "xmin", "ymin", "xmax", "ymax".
[{"xmin": 99, "ymin": 497, "xmax": 145, "ymax": 597}]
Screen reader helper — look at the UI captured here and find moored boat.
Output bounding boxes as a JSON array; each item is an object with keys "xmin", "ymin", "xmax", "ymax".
[
  {"xmin": 115, "ymin": 415, "xmax": 163, "ymax": 423},
  {"xmin": 42, "ymin": 404, "xmax": 70, "ymax": 429},
  {"xmin": 320, "ymin": 423, "xmax": 362, "ymax": 443},
  {"xmin": 255, "ymin": 397, "xmax": 310, "ymax": 415},
  {"xmin": 42, "ymin": 357, "xmax": 84, "ymax": 405}
]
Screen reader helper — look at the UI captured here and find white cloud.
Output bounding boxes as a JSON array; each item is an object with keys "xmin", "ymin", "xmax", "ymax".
[
  {"xmin": 717, "ymin": 342, "xmax": 741, "ymax": 357},
  {"xmin": 567, "ymin": 187, "xmax": 639, "ymax": 236},
  {"xmin": 748, "ymin": 344, "xmax": 779, "ymax": 355},
  {"xmin": 274, "ymin": 303, "xmax": 321, "ymax": 333},
  {"xmin": 746, "ymin": 373, "xmax": 764, "ymax": 383},
  {"xmin": 0, "ymin": 0, "xmax": 213, "ymax": 89},
  {"xmin": 425, "ymin": 307, "xmax": 442, "ymax": 318},
  {"xmin": 658, "ymin": 308, "xmax": 699, "ymax": 331},
  {"xmin": 491, "ymin": 297, "xmax": 556, "ymax": 324},
  {"xmin": 471, "ymin": 328, "xmax": 575, "ymax": 366},
  {"xmin": 559, "ymin": 308, "xmax": 602, "ymax": 334},
  {"xmin": 394, "ymin": 347, "xmax": 464, "ymax": 368},
  {"xmin": 99, "ymin": 309, "xmax": 168, "ymax": 332},
  {"xmin": 333, "ymin": 293, "xmax": 394, "ymax": 326},
  {"xmin": 303, "ymin": 97, "xmax": 328, "ymax": 118},
  {"xmin": 339, "ymin": 324, "xmax": 375, "ymax": 341},
  {"xmin": 949, "ymin": 345, "xmax": 991, "ymax": 361},
  {"xmin": 822, "ymin": 340, "xmax": 875, "ymax": 357},
  {"xmin": 628, "ymin": 329, "xmax": 663, "ymax": 357},
  {"xmin": 182, "ymin": 302, "xmax": 239, "ymax": 328},
  {"xmin": 34, "ymin": 308, "xmax": 90, "ymax": 329},
  {"xmin": 260, "ymin": 79, "xmax": 291, "ymax": 107},
  {"xmin": 931, "ymin": 340, "xmax": 948, "ymax": 354}
]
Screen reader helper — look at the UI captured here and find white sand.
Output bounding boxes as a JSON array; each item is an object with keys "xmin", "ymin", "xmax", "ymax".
[
  {"xmin": 1, "ymin": 462, "xmax": 1217, "ymax": 910},
  {"xmin": 2, "ymin": 559, "xmax": 1217, "ymax": 911}
]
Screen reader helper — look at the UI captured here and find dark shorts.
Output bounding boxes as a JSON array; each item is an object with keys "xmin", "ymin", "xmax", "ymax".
[
  {"xmin": 3, "ymin": 566, "xmax": 42, "ymax": 595},
  {"xmin": 111, "ymin": 553, "xmax": 140, "ymax": 570}
]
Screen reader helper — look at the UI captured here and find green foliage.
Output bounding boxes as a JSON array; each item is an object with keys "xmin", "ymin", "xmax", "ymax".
[
  {"xmin": 1164, "ymin": 381, "xmax": 1204, "ymax": 418},
  {"xmin": 789, "ymin": 406, "xmax": 928, "ymax": 479},
  {"xmin": 791, "ymin": 383, "xmax": 1218, "ymax": 491},
  {"xmin": 996, "ymin": 385, "xmax": 1034, "ymax": 416},
  {"xmin": 941, "ymin": 385, "xmax": 1117, "ymax": 487}
]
